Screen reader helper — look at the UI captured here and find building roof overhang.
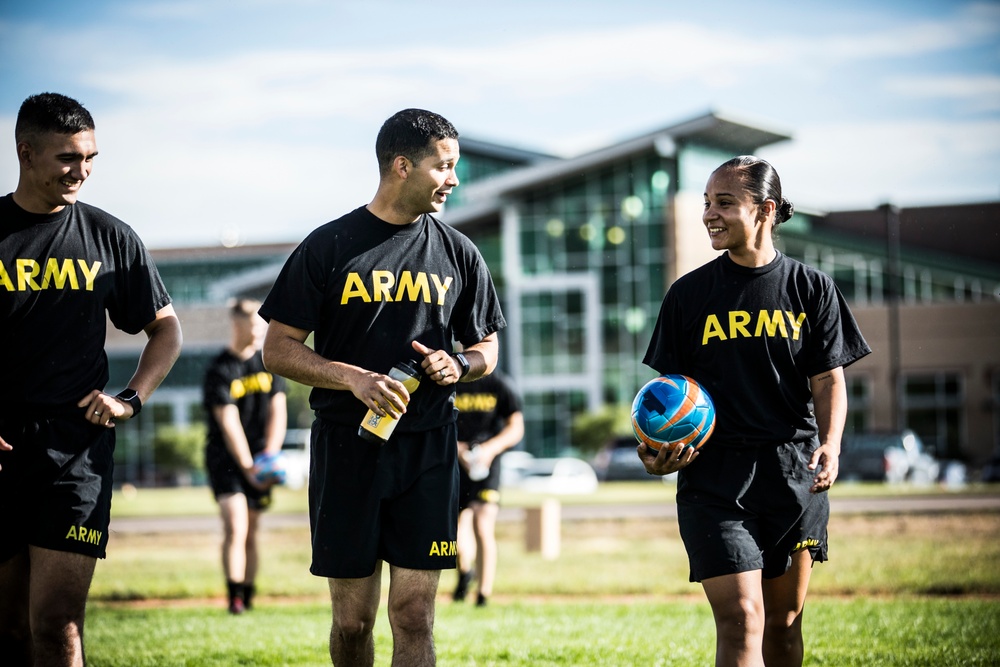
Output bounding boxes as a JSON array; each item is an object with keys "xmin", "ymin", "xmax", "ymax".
[{"xmin": 444, "ymin": 110, "xmax": 791, "ymax": 228}]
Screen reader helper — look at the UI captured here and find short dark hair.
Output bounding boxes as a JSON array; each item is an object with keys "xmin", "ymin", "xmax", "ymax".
[
  {"xmin": 15, "ymin": 93, "xmax": 95, "ymax": 145},
  {"xmin": 715, "ymin": 155, "xmax": 795, "ymax": 225},
  {"xmin": 375, "ymin": 109, "xmax": 458, "ymax": 175}
]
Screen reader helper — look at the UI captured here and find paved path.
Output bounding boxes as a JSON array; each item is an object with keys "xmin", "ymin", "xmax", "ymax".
[{"xmin": 109, "ymin": 493, "xmax": 1000, "ymax": 534}]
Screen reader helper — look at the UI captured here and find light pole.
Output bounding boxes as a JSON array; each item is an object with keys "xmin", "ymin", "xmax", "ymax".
[{"xmin": 881, "ymin": 203, "xmax": 902, "ymax": 432}]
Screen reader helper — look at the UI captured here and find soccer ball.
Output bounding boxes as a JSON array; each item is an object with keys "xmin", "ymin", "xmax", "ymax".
[
  {"xmin": 253, "ymin": 451, "xmax": 287, "ymax": 485},
  {"xmin": 631, "ymin": 375, "xmax": 716, "ymax": 452}
]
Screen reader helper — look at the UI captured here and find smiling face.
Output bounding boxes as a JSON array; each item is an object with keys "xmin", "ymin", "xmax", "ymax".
[
  {"xmin": 15, "ymin": 130, "xmax": 98, "ymax": 214},
  {"xmin": 398, "ymin": 137, "xmax": 460, "ymax": 218},
  {"xmin": 702, "ymin": 166, "xmax": 775, "ymax": 265}
]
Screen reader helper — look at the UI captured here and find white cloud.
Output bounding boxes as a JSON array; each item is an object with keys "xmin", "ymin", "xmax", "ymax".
[
  {"xmin": 885, "ymin": 75, "xmax": 1000, "ymax": 112},
  {"xmin": 3, "ymin": 1, "xmax": 998, "ymax": 248},
  {"xmin": 763, "ymin": 117, "xmax": 1000, "ymax": 210}
]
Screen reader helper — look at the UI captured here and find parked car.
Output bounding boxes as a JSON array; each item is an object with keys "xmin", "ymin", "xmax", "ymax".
[
  {"xmin": 501, "ymin": 451, "xmax": 599, "ymax": 494},
  {"xmin": 500, "ymin": 450, "xmax": 537, "ymax": 488},
  {"xmin": 591, "ymin": 436, "xmax": 679, "ymax": 483},
  {"xmin": 280, "ymin": 427, "xmax": 311, "ymax": 490},
  {"xmin": 839, "ymin": 430, "xmax": 940, "ymax": 484},
  {"xmin": 592, "ymin": 436, "xmax": 651, "ymax": 481},
  {"xmin": 981, "ymin": 455, "xmax": 1000, "ymax": 483}
]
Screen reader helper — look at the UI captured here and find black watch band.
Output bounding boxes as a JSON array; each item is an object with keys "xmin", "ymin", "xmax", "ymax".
[
  {"xmin": 453, "ymin": 353, "xmax": 471, "ymax": 379},
  {"xmin": 115, "ymin": 388, "xmax": 142, "ymax": 417}
]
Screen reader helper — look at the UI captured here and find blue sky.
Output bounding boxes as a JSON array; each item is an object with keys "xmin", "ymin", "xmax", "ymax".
[{"xmin": 1, "ymin": 0, "xmax": 997, "ymax": 248}]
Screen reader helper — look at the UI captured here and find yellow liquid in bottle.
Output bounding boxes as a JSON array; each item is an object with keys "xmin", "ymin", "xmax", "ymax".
[{"xmin": 358, "ymin": 363, "xmax": 421, "ymax": 444}]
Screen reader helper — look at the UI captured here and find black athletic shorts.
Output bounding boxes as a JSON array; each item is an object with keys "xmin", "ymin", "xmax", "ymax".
[
  {"xmin": 676, "ymin": 440, "xmax": 829, "ymax": 582},
  {"xmin": 205, "ymin": 444, "xmax": 273, "ymax": 511},
  {"xmin": 0, "ymin": 410, "xmax": 115, "ymax": 561},
  {"xmin": 458, "ymin": 455, "xmax": 502, "ymax": 511},
  {"xmin": 308, "ymin": 419, "xmax": 459, "ymax": 578}
]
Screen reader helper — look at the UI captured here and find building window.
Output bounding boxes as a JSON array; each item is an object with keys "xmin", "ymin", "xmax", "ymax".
[
  {"xmin": 521, "ymin": 389, "xmax": 589, "ymax": 457},
  {"xmin": 845, "ymin": 374, "xmax": 873, "ymax": 434},
  {"xmin": 902, "ymin": 372, "xmax": 964, "ymax": 459}
]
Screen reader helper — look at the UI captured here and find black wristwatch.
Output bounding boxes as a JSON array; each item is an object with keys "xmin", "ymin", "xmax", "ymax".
[
  {"xmin": 453, "ymin": 353, "xmax": 471, "ymax": 379},
  {"xmin": 115, "ymin": 388, "xmax": 142, "ymax": 417}
]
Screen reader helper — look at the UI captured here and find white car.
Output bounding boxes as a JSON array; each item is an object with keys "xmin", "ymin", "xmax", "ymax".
[
  {"xmin": 840, "ymin": 430, "xmax": 940, "ymax": 484},
  {"xmin": 502, "ymin": 452, "xmax": 599, "ymax": 495}
]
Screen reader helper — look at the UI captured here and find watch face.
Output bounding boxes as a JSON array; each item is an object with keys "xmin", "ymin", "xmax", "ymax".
[{"xmin": 117, "ymin": 389, "xmax": 141, "ymax": 415}]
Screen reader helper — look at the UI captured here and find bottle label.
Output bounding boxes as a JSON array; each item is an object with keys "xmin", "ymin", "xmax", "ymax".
[{"xmin": 360, "ymin": 409, "xmax": 398, "ymax": 440}]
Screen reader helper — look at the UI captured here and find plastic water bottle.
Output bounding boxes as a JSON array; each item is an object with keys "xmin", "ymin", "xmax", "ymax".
[
  {"xmin": 358, "ymin": 360, "xmax": 421, "ymax": 444},
  {"xmin": 465, "ymin": 447, "xmax": 490, "ymax": 481}
]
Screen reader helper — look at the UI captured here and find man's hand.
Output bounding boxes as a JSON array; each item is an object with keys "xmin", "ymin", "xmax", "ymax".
[
  {"xmin": 637, "ymin": 441, "xmax": 698, "ymax": 476},
  {"xmin": 412, "ymin": 340, "xmax": 460, "ymax": 386},
  {"xmin": 808, "ymin": 443, "xmax": 840, "ymax": 493},
  {"xmin": 77, "ymin": 390, "xmax": 132, "ymax": 428},
  {"xmin": 351, "ymin": 368, "xmax": 412, "ymax": 419},
  {"xmin": 0, "ymin": 435, "xmax": 12, "ymax": 471}
]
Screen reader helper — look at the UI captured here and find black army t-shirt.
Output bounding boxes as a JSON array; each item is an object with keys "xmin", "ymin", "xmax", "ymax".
[
  {"xmin": 260, "ymin": 206, "xmax": 505, "ymax": 431},
  {"xmin": 203, "ymin": 349, "xmax": 287, "ymax": 456},
  {"xmin": 0, "ymin": 195, "xmax": 171, "ymax": 407},
  {"xmin": 644, "ymin": 252, "xmax": 870, "ymax": 447},
  {"xmin": 454, "ymin": 371, "xmax": 522, "ymax": 445}
]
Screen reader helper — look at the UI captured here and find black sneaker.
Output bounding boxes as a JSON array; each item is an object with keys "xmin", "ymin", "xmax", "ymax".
[
  {"xmin": 476, "ymin": 593, "xmax": 488, "ymax": 607},
  {"xmin": 453, "ymin": 570, "xmax": 473, "ymax": 602},
  {"xmin": 243, "ymin": 583, "xmax": 256, "ymax": 611},
  {"xmin": 227, "ymin": 581, "xmax": 245, "ymax": 615}
]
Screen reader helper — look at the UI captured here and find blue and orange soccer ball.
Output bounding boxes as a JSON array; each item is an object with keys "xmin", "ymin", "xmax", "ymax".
[
  {"xmin": 631, "ymin": 375, "xmax": 716, "ymax": 452},
  {"xmin": 253, "ymin": 452, "xmax": 287, "ymax": 486}
]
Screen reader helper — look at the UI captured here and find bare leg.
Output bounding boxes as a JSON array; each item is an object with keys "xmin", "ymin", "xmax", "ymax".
[
  {"xmin": 470, "ymin": 500, "xmax": 499, "ymax": 599},
  {"xmin": 329, "ymin": 564, "xmax": 382, "ymax": 667},
  {"xmin": 387, "ymin": 565, "xmax": 440, "ymax": 667},
  {"xmin": 455, "ymin": 507, "xmax": 475, "ymax": 573},
  {"xmin": 452, "ymin": 508, "xmax": 475, "ymax": 601},
  {"xmin": 218, "ymin": 493, "xmax": 249, "ymax": 584},
  {"xmin": 245, "ymin": 508, "xmax": 262, "ymax": 585},
  {"xmin": 28, "ymin": 546, "xmax": 97, "ymax": 667},
  {"xmin": 702, "ymin": 570, "xmax": 766, "ymax": 667},
  {"xmin": 761, "ymin": 550, "xmax": 813, "ymax": 667}
]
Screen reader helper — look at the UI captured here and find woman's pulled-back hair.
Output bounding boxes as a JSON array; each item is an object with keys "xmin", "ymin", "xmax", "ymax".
[{"xmin": 716, "ymin": 155, "xmax": 795, "ymax": 225}]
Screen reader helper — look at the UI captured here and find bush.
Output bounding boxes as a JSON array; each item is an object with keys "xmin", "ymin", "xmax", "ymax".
[
  {"xmin": 153, "ymin": 423, "xmax": 207, "ymax": 473},
  {"xmin": 571, "ymin": 404, "xmax": 632, "ymax": 455}
]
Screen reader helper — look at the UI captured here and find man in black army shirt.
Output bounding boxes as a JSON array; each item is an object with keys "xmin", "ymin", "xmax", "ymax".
[{"xmin": 0, "ymin": 93, "xmax": 182, "ymax": 666}]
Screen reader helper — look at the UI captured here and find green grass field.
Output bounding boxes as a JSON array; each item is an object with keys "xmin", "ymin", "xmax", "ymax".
[{"xmin": 84, "ymin": 483, "xmax": 1000, "ymax": 665}]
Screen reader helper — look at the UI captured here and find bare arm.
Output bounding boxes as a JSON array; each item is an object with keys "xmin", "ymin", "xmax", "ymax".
[
  {"xmin": 476, "ymin": 411, "xmax": 525, "ymax": 467},
  {"xmin": 262, "ymin": 319, "xmax": 414, "ymax": 420},
  {"xmin": 808, "ymin": 366, "xmax": 848, "ymax": 493},
  {"xmin": 213, "ymin": 404, "xmax": 256, "ymax": 472},
  {"xmin": 78, "ymin": 304, "xmax": 183, "ymax": 427},
  {"xmin": 264, "ymin": 391, "xmax": 287, "ymax": 456}
]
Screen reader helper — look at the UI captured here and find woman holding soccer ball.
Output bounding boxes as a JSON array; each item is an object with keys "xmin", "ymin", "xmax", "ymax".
[{"xmin": 640, "ymin": 156, "xmax": 870, "ymax": 667}]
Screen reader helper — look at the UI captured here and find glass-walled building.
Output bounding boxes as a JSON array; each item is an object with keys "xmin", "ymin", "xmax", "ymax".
[
  {"xmin": 444, "ymin": 113, "xmax": 797, "ymax": 455},
  {"xmin": 444, "ymin": 112, "xmax": 1000, "ymax": 464},
  {"xmin": 107, "ymin": 111, "xmax": 1000, "ymax": 482}
]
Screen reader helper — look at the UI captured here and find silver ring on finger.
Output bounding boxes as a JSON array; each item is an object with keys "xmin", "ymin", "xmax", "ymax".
[{"xmin": 94, "ymin": 410, "xmax": 101, "ymax": 416}]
